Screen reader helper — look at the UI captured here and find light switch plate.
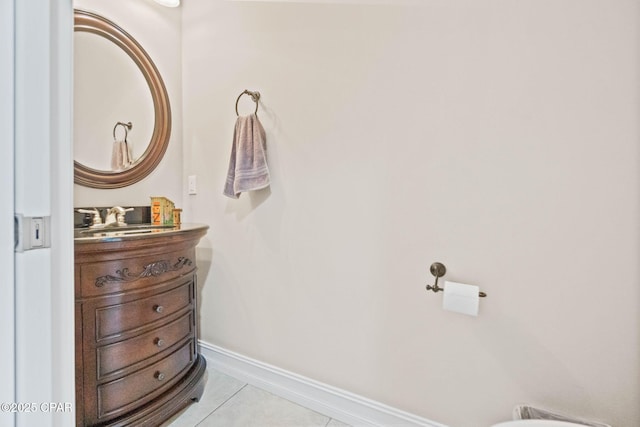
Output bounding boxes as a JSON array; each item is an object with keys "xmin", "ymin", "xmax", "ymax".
[{"xmin": 188, "ymin": 175, "xmax": 197, "ymax": 195}]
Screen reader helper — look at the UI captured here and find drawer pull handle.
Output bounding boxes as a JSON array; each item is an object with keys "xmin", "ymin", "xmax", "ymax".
[
  {"xmin": 153, "ymin": 304, "xmax": 164, "ymax": 313},
  {"xmin": 154, "ymin": 371, "xmax": 165, "ymax": 381},
  {"xmin": 154, "ymin": 338, "xmax": 165, "ymax": 347}
]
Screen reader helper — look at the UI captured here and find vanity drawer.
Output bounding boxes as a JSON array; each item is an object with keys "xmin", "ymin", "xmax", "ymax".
[
  {"xmin": 97, "ymin": 311, "xmax": 193, "ymax": 379},
  {"xmin": 79, "ymin": 248, "xmax": 196, "ymax": 297},
  {"xmin": 96, "ymin": 340, "xmax": 195, "ymax": 420},
  {"xmin": 95, "ymin": 281, "xmax": 192, "ymax": 342}
]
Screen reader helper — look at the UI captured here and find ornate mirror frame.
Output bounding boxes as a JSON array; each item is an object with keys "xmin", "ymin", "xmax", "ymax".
[{"xmin": 74, "ymin": 9, "xmax": 171, "ymax": 189}]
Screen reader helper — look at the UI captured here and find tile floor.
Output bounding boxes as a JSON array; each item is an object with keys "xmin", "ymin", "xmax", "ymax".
[{"xmin": 163, "ymin": 367, "xmax": 351, "ymax": 427}]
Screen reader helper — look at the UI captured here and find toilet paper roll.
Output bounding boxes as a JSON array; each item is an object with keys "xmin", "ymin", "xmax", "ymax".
[{"xmin": 442, "ymin": 280, "xmax": 480, "ymax": 316}]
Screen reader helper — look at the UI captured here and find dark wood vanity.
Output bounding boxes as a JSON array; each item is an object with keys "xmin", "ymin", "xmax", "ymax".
[
  {"xmin": 73, "ymin": 8, "xmax": 202, "ymax": 425},
  {"xmin": 74, "ymin": 224, "xmax": 208, "ymax": 426}
]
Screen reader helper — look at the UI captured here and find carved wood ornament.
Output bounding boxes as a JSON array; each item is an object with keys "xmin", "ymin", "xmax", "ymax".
[{"xmin": 95, "ymin": 257, "xmax": 192, "ymax": 287}]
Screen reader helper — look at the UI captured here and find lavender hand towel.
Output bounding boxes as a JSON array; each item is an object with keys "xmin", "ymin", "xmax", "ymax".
[{"xmin": 224, "ymin": 114, "xmax": 270, "ymax": 198}]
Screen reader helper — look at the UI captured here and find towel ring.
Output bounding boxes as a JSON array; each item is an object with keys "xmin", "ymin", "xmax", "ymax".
[
  {"xmin": 235, "ymin": 90, "xmax": 260, "ymax": 116},
  {"xmin": 113, "ymin": 121, "xmax": 133, "ymax": 142}
]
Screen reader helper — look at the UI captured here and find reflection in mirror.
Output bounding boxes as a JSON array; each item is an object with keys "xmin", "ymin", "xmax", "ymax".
[
  {"xmin": 74, "ymin": 10, "xmax": 171, "ymax": 189},
  {"xmin": 74, "ymin": 31, "xmax": 153, "ymax": 171}
]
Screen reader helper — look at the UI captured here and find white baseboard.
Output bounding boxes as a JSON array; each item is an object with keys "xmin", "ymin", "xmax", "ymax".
[{"xmin": 199, "ymin": 341, "xmax": 447, "ymax": 427}]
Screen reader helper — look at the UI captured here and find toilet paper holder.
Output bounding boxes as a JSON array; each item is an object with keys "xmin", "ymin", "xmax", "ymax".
[{"xmin": 426, "ymin": 262, "xmax": 487, "ymax": 297}]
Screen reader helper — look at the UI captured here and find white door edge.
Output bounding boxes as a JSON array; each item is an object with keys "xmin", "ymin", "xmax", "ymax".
[{"xmin": 0, "ymin": 0, "xmax": 16, "ymax": 425}]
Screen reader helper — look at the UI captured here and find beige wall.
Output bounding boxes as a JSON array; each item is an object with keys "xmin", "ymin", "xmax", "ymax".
[
  {"xmin": 68, "ymin": 0, "xmax": 640, "ymax": 425},
  {"xmin": 183, "ymin": 1, "xmax": 640, "ymax": 426},
  {"xmin": 73, "ymin": 0, "xmax": 183, "ymax": 208}
]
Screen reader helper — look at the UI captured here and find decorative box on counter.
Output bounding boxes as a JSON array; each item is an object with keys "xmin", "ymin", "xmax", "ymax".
[{"xmin": 151, "ymin": 196, "xmax": 175, "ymax": 225}]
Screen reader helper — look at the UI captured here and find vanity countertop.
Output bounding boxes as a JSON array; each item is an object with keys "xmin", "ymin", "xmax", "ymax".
[{"xmin": 74, "ymin": 223, "xmax": 209, "ymax": 244}]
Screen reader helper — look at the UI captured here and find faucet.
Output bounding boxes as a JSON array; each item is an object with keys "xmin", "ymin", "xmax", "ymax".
[
  {"xmin": 76, "ymin": 208, "xmax": 104, "ymax": 228},
  {"xmin": 104, "ymin": 206, "xmax": 134, "ymax": 227}
]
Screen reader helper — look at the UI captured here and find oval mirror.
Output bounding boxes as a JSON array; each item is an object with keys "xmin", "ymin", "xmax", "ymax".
[{"xmin": 73, "ymin": 9, "xmax": 171, "ymax": 189}]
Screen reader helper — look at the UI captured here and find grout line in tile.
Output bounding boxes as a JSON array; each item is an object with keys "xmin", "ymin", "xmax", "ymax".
[{"xmin": 194, "ymin": 383, "xmax": 248, "ymax": 427}]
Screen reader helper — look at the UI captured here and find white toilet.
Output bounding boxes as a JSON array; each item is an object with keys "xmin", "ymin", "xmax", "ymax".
[{"xmin": 492, "ymin": 421, "xmax": 590, "ymax": 427}]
